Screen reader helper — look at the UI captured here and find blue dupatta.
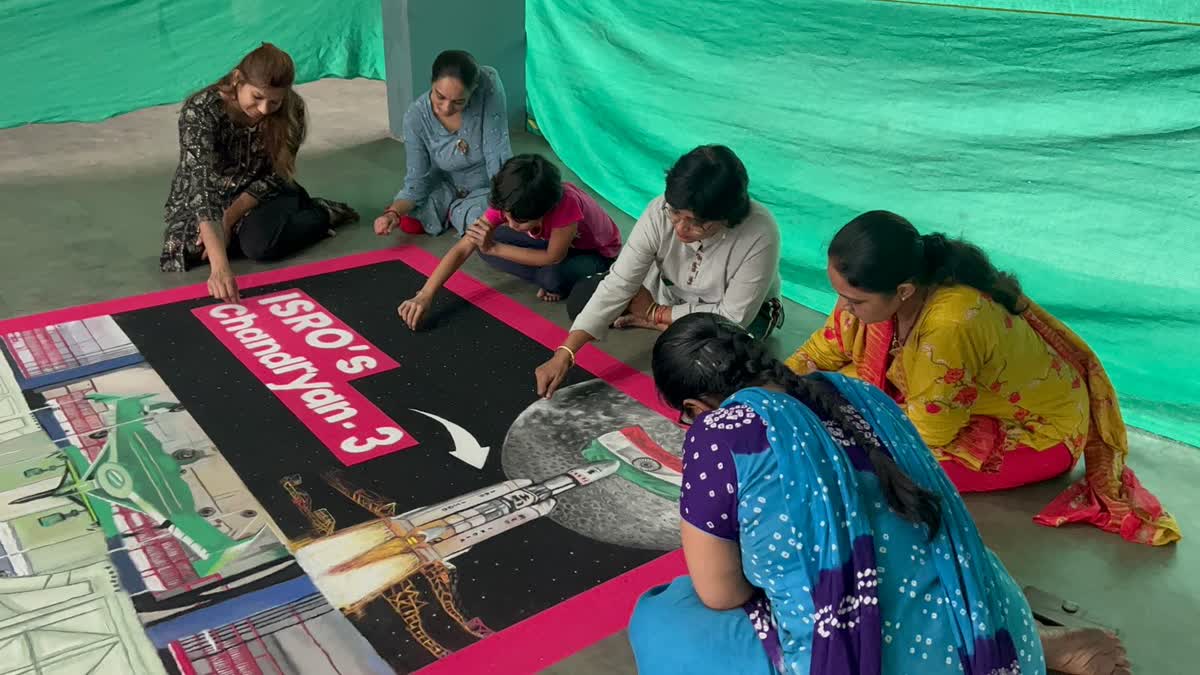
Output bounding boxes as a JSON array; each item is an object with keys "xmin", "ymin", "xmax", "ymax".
[{"xmin": 727, "ymin": 373, "xmax": 1043, "ymax": 675}]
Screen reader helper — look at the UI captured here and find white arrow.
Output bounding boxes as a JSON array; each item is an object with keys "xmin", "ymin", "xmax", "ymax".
[{"xmin": 409, "ymin": 408, "xmax": 491, "ymax": 469}]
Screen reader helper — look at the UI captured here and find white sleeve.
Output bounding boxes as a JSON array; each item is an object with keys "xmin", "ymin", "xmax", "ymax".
[{"xmin": 570, "ymin": 198, "xmax": 665, "ymax": 339}]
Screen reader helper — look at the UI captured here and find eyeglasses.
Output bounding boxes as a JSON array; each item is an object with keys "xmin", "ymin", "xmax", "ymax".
[
  {"xmin": 676, "ymin": 407, "xmax": 697, "ymax": 429},
  {"xmin": 663, "ymin": 203, "xmax": 720, "ymax": 235}
]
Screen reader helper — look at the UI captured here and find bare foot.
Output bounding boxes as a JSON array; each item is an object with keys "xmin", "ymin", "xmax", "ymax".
[
  {"xmin": 1040, "ymin": 626, "xmax": 1130, "ymax": 675},
  {"xmin": 537, "ymin": 288, "xmax": 562, "ymax": 303}
]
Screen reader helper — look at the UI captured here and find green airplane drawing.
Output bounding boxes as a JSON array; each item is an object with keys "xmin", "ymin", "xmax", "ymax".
[{"xmin": 11, "ymin": 393, "xmax": 262, "ymax": 577}]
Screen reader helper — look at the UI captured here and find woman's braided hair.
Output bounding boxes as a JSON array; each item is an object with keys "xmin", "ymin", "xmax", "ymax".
[{"xmin": 653, "ymin": 313, "xmax": 941, "ymax": 537}]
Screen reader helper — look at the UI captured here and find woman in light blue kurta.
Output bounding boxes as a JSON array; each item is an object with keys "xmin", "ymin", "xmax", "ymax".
[
  {"xmin": 628, "ymin": 313, "xmax": 1130, "ymax": 675},
  {"xmin": 374, "ymin": 50, "xmax": 512, "ymax": 236}
]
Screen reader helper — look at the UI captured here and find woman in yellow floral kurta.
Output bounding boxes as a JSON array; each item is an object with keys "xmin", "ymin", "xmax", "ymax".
[
  {"xmin": 792, "ymin": 284, "xmax": 1090, "ymax": 481},
  {"xmin": 787, "ymin": 210, "xmax": 1179, "ymax": 546}
]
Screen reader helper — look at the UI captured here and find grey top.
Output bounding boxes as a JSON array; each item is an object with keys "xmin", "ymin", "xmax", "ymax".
[
  {"xmin": 572, "ymin": 195, "xmax": 782, "ymax": 340},
  {"xmin": 395, "ymin": 65, "xmax": 512, "ymax": 229}
]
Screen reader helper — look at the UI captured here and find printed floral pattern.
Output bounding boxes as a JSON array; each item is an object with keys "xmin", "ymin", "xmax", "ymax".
[
  {"xmin": 159, "ymin": 88, "xmax": 352, "ymax": 272},
  {"xmin": 786, "ymin": 284, "xmax": 1181, "ymax": 545},
  {"xmin": 788, "ymin": 286, "xmax": 1088, "ymax": 469},
  {"xmin": 161, "ymin": 88, "xmax": 290, "ymax": 271}
]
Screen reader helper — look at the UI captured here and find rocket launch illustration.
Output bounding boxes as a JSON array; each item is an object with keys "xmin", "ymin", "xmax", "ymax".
[{"xmin": 293, "ymin": 461, "xmax": 620, "ymax": 612}]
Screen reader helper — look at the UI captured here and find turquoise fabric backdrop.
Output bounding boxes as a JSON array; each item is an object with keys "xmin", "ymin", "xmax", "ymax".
[
  {"xmin": 2, "ymin": 0, "xmax": 384, "ymax": 129},
  {"xmin": 526, "ymin": 0, "xmax": 1200, "ymax": 446}
]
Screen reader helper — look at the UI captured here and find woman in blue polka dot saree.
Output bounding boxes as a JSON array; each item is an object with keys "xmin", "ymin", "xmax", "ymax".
[{"xmin": 628, "ymin": 313, "xmax": 1129, "ymax": 675}]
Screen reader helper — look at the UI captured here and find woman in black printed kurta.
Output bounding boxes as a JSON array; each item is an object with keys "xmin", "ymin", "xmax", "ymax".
[{"xmin": 160, "ymin": 43, "xmax": 356, "ymax": 302}]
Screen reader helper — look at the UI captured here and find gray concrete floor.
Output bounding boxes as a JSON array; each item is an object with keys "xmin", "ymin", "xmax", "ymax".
[{"xmin": 0, "ymin": 79, "xmax": 1193, "ymax": 674}]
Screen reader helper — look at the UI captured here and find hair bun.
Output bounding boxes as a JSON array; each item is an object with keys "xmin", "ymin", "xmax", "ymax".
[
  {"xmin": 920, "ymin": 233, "xmax": 950, "ymax": 276},
  {"xmin": 721, "ymin": 329, "xmax": 770, "ymax": 377},
  {"xmin": 726, "ymin": 327, "xmax": 754, "ymax": 352}
]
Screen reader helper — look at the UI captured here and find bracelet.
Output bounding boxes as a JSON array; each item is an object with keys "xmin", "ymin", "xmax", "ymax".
[
  {"xmin": 384, "ymin": 207, "xmax": 403, "ymax": 222},
  {"xmin": 645, "ymin": 302, "xmax": 659, "ymax": 322},
  {"xmin": 555, "ymin": 344, "xmax": 576, "ymax": 366},
  {"xmin": 654, "ymin": 305, "xmax": 671, "ymax": 325}
]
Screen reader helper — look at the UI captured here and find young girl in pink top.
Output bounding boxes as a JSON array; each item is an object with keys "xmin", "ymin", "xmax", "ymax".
[{"xmin": 398, "ymin": 154, "xmax": 622, "ymax": 329}]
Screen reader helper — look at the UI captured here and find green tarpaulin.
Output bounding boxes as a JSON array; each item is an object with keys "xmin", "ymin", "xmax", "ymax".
[
  {"xmin": 903, "ymin": 1, "xmax": 1200, "ymax": 24},
  {"xmin": 527, "ymin": 0, "xmax": 1200, "ymax": 446},
  {"xmin": 2, "ymin": 0, "xmax": 385, "ymax": 129}
]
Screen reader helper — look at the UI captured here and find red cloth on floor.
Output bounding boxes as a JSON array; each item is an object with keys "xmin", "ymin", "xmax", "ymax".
[{"xmin": 399, "ymin": 215, "xmax": 424, "ymax": 235}]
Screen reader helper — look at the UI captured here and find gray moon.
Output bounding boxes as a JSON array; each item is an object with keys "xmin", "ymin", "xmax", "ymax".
[{"xmin": 501, "ymin": 379, "xmax": 685, "ymax": 551}]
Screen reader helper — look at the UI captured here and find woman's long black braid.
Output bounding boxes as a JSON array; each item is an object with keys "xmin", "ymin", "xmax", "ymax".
[{"xmin": 687, "ymin": 326, "xmax": 942, "ymax": 538}]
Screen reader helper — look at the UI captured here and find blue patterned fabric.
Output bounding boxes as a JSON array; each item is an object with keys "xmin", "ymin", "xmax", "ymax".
[
  {"xmin": 395, "ymin": 65, "xmax": 513, "ymax": 234},
  {"xmin": 629, "ymin": 374, "xmax": 1045, "ymax": 674}
]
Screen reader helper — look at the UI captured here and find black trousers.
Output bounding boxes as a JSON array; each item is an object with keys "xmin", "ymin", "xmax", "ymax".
[
  {"xmin": 233, "ymin": 184, "xmax": 331, "ymax": 262},
  {"xmin": 475, "ymin": 226, "xmax": 615, "ymax": 296}
]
